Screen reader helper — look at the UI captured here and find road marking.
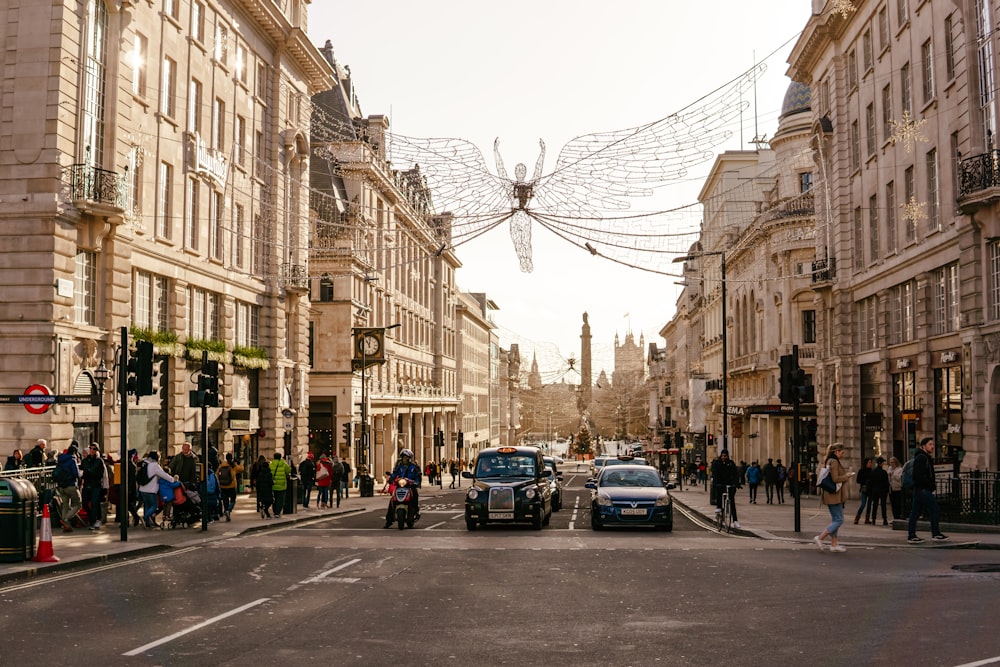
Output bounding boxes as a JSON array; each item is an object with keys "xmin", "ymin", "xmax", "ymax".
[
  {"xmin": 299, "ymin": 557, "xmax": 361, "ymax": 584},
  {"xmin": 954, "ymin": 657, "xmax": 1000, "ymax": 667},
  {"xmin": 123, "ymin": 597, "xmax": 271, "ymax": 656},
  {"xmin": 424, "ymin": 521, "xmax": 447, "ymax": 530}
]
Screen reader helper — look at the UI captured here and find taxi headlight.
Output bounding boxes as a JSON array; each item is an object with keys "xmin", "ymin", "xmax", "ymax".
[
  {"xmin": 467, "ymin": 488, "xmax": 479, "ymax": 501},
  {"xmin": 525, "ymin": 488, "xmax": 537, "ymax": 500},
  {"xmin": 655, "ymin": 495, "xmax": 672, "ymax": 507},
  {"xmin": 595, "ymin": 494, "xmax": 613, "ymax": 507}
]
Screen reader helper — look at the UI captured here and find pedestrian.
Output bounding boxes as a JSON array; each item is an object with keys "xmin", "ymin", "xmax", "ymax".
[
  {"xmin": 738, "ymin": 460, "xmax": 748, "ymax": 487},
  {"xmin": 853, "ymin": 457, "xmax": 874, "ymax": 524},
  {"xmin": 254, "ymin": 456, "xmax": 274, "ymax": 519},
  {"xmin": 52, "ymin": 446, "xmax": 82, "ymax": 531},
  {"xmin": 775, "ymin": 458, "xmax": 787, "ymax": 504},
  {"xmin": 710, "ymin": 449, "xmax": 741, "ymax": 529},
  {"xmin": 330, "ymin": 455, "xmax": 345, "ymax": 507},
  {"xmin": 315, "ymin": 453, "xmax": 334, "ymax": 507},
  {"xmin": 137, "ymin": 451, "xmax": 177, "ymax": 528},
  {"xmin": 867, "ymin": 457, "xmax": 890, "ymax": 525},
  {"xmin": 216, "ymin": 453, "xmax": 244, "ymax": 521},
  {"xmin": 907, "ymin": 437, "xmax": 949, "ymax": 543},
  {"xmin": 3, "ymin": 448, "xmax": 24, "ymax": 471},
  {"xmin": 298, "ymin": 452, "xmax": 316, "ymax": 508},
  {"xmin": 745, "ymin": 460, "xmax": 762, "ymax": 504},
  {"xmin": 24, "ymin": 439, "xmax": 47, "ymax": 468},
  {"xmin": 813, "ymin": 443, "xmax": 855, "ymax": 552},
  {"xmin": 80, "ymin": 443, "xmax": 109, "ymax": 529},
  {"xmin": 449, "ymin": 459, "xmax": 459, "ymax": 489},
  {"xmin": 170, "ymin": 442, "xmax": 198, "ymax": 486},
  {"xmin": 123, "ymin": 449, "xmax": 141, "ymax": 526},
  {"xmin": 269, "ymin": 452, "xmax": 292, "ymax": 518},
  {"xmin": 888, "ymin": 456, "xmax": 904, "ymax": 520},
  {"xmin": 340, "ymin": 458, "xmax": 352, "ymax": 499},
  {"xmin": 762, "ymin": 458, "xmax": 777, "ymax": 504}
]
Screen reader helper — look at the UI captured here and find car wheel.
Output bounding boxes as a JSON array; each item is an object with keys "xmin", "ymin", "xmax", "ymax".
[
  {"xmin": 465, "ymin": 515, "xmax": 477, "ymax": 531},
  {"xmin": 553, "ymin": 493, "xmax": 562, "ymax": 512},
  {"xmin": 532, "ymin": 508, "xmax": 543, "ymax": 530},
  {"xmin": 591, "ymin": 514, "xmax": 602, "ymax": 530}
]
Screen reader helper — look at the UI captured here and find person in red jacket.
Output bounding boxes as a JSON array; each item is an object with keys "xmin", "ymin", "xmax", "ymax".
[{"xmin": 315, "ymin": 453, "xmax": 334, "ymax": 508}]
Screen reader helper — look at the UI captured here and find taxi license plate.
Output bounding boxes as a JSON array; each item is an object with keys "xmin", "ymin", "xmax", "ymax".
[
  {"xmin": 620, "ymin": 508, "xmax": 646, "ymax": 516},
  {"xmin": 489, "ymin": 512, "xmax": 514, "ymax": 519}
]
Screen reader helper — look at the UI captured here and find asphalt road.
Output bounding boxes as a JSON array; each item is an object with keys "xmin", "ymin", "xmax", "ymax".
[{"xmin": 2, "ymin": 484, "xmax": 1000, "ymax": 666}]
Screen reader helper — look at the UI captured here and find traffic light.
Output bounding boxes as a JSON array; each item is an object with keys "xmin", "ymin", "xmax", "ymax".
[
  {"xmin": 779, "ymin": 354, "xmax": 797, "ymax": 404},
  {"xmin": 797, "ymin": 381, "xmax": 815, "ymax": 404},
  {"xmin": 457, "ymin": 432, "xmax": 464, "ymax": 450},
  {"xmin": 196, "ymin": 360, "xmax": 220, "ymax": 407},
  {"xmin": 135, "ymin": 340, "xmax": 156, "ymax": 396},
  {"xmin": 342, "ymin": 422, "xmax": 352, "ymax": 446}
]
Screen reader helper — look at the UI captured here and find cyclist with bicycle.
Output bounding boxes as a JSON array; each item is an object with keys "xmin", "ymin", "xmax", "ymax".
[{"xmin": 711, "ymin": 449, "xmax": 741, "ymax": 529}]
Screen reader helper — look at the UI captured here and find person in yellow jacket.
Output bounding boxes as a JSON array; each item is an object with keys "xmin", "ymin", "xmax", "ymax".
[
  {"xmin": 269, "ymin": 452, "xmax": 293, "ymax": 518},
  {"xmin": 217, "ymin": 453, "xmax": 244, "ymax": 522}
]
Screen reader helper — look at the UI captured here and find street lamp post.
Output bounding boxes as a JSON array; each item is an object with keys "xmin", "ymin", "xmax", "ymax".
[
  {"xmin": 93, "ymin": 359, "xmax": 110, "ymax": 448},
  {"xmin": 674, "ymin": 251, "xmax": 728, "ymax": 453},
  {"xmin": 355, "ymin": 323, "xmax": 401, "ymax": 478}
]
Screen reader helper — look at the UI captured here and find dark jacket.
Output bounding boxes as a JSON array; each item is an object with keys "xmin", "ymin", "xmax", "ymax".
[
  {"xmin": 710, "ymin": 458, "xmax": 740, "ymax": 487},
  {"xmin": 912, "ymin": 448, "xmax": 935, "ymax": 491},
  {"xmin": 856, "ymin": 465, "xmax": 872, "ymax": 490},
  {"xmin": 171, "ymin": 452, "xmax": 198, "ymax": 485},
  {"xmin": 867, "ymin": 465, "xmax": 890, "ymax": 497},
  {"xmin": 24, "ymin": 446, "xmax": 46, "ymax": 468},
  {"xmin": 3, "ymin": 455, "xmax": 24, "ymax": 471},
  {"xmin": 80, "ymin": 455, "xmax": 106, "ymax": 488},
  {"xmin": 298, "ymin": 459, "xmax": 316, "ymax": 485},
  {"xmin": 762, "ymin": 462, "xmax": 777, "ymax": 483},
  {"xmin": 54, "ymin": 452, "xmax": 81, "ymax": 488}
]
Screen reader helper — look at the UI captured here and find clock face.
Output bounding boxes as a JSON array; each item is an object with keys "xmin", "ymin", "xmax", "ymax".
[{"xmin": 362, "ymin": 333, "xmax": 380, "ymax": 356}]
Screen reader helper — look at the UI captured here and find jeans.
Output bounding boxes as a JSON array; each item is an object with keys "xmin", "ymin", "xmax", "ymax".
[
  {"xmin": 317, "ymin": 486, "xmax": 330, "ymax": 506},
  {"xmin": 714, "ymin": 485, "xmax": 738, "ymax": 522},
  {"xmin": 764, "ymin": 481, "xmax": 774, "ymax": 503},
  {"xmin": 854, "ymin": 491, "xmax": 870, "ymax": 520},
  {"xmin": 57, "ymin": 485, "xmax": 82, "ymax": 524},
  {"xmin": 908, "ymin": 488, "xmax": 942, "ymax": 537},
  {"xmin": 82, "ymin": 486, "xmax": 102, "ymax": 526},
  {"xmin": 332, "ymin": 480, "xmax": 343, "ymax": 506},
  {"xmin": 221, "ymin": 487, "xmax": 237, "ymax": 514},
  {"xmin": 140, "ymin": 491, "xmax": 159, "ymax": 525},
  {"xmin": 272, "ymin": 489, "xmax": 286, "ymax": 516},
  {"xmin": 301, "ymin": 482, "xmax": 314, "ymax": 507},
  {"xmin": 825, "ymin": 502, "xmax": 845, "ymax": 536},
  {"xmin": 867, "ymin": 493, "xmax": 888, "ymax": 523},
  {"xmin": 890, "ymin": 490, "xmax": 903, "ymax": 520},
  {"xmin": 748, "ymin": 483, "xmax": 758, "ymax": 503}
]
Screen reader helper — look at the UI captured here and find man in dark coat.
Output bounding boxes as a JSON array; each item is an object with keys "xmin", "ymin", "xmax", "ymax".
[
  {"xmin": 907, "ymin": 437, "xmax": 947, "ymax": 543},
  {"xmin": 711, "ymin": 449, "xmax": 742, "ymax": 529}
]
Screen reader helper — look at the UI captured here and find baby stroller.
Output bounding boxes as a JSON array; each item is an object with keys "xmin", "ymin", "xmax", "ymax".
[{"xmin": 169, "ymin": 483, "xmax": 203, "ymax": 528}]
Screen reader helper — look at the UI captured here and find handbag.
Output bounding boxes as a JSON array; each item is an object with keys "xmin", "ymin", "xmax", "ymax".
[
  {"xmin": 817, "ymin": 466, "xmax": 838, "ymax": 494},
  {"xmin": 317, "ymin": 463, "xmax": 330, "ymax": 480}
]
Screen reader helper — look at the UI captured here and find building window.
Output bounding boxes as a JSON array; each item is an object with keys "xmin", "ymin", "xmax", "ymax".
[
  {"xmin": 319, "ymin": 275, "xmax": 334, "ymax": 302},
  {"xmin": 82, "ymin": 0, "xmax": 108, "ymax": 166},
  {"xmin": 866, "ymin": 103, "xmax": 877, "ymax": 156},
  {"xmin": 75, "ymin": 250, "xmax": 97, "ymax": 326},
  {"xmin": 890, "ymin": 281, "xmax": 915, "ymax": 344},
  {"xmin": 255, "ymin": 130, "xmax": 264, "ymax": 179},
  {"xmin": 191, "ymin": 1, "xmax": 205, "ymax": 43},
  {"xmin": 850, "ymin": 120, "xmax": 861, "ymax": 171},
  {"xmin": 127, "ymin": 146, "xmax": 142, "ymax": 215},
  {"xmin": 881, "ymin": 84, "xmax": 892, "ymax": 144},
  {"xmin": 799, "ymin": 172, "xmax": 813, "ymax": 192},
  {"xmin": 157, "ymin": 162, "xmax": 172, "ymax": 239},
  {"xmin": 878, "ymin": 6, "xmax": 889, "ymax": 51},
  {"xmin": 256, "ymin": 62, "xmax": 267, "ymax": 99},
  {"xmin": 134, "ymin": 271, "xmax": 168, "ymax": 331},
  {"xmin": 932, "ymin": 263, "xmax": 960, "ymax": 335},
  {"xmin": 863, "ymin": 29, "xmax": 873, "ymax": 72},
  {"xmin": 235, "ymin": 43, "xmax": 247, "ymax": 85},
  {"xmin": 235, "ymin": 116, "xmax": 246, "ymax": 167},
  {"xmin": 921, "ymin": 39, "xmax": 935, "ymax": 104},
  {"xmin": 854, "ymin": 207, "xmax": 864, "ymax": 270},
  {"xmin": 885, "ymin": 180, "xmax": 897, "ymax": 252},
  {"xmin": 944, "ymin": 15, "xmax": 956, "ymax": 81},
  {"xmin": 901, "ymin": 62, "xmax": 912, "ymax": 115},
  {"xmin": 821, "ymin": 77, "xmax": 831, "ymax": 116},
  {"xmin": 904, "ymin": 166, "xmax": 916, "ymax": 243},
  {"xmin": 976, "ymin": 0, "xmax": 997, "ymax": 147},
  {"xmin": 848, "ymin": 49, "xmax": 858, "ymax": 90},
  {"xmin": 189, "ymin": 287, "xmax": 220, "ymax": 341},
  {"xmin": 164, "ymin": 0, "xmax": 178, "ymax": 20},
  {"xmin": 236, "ymin": 301, "xmax": 260, "ymax": 347},
  {"xmin": 802, "ymin": 310, "xmax": 816, "ymax": 344},
  {"xmin": 161, "ymin": 56, "xmax": 176, "ymax": 118},
  {"xmin": 233, "ymin": 203, "xmax": 244, "ymax": 268},
  {"xmin": 210, "ymin": 190, "xmax": 224, "ymax": 260},
  {"xmin": 990, "ymin": 240, "xmax": 1000, "ymax": 320},
  {"xmin": 869, "ymin": 194, "xmax": 880, "ymax": 262},
  {"xmin": 212, "ymin": 97, "xmax": 225, "ymax": 150},
  {"xmin": 925, "ymin": 148, "xmax": 940, "ymax": 231},
  {"xmin": 251, "ymin": 213, "xmax": 263, "ymax": 275},
  {"xmin": 186, "ymin": 178, "xmax": 199, "ymax": 251},
  {"xmin": 214, "ymin": 24, "xmax": 229, "ymax": 66},
  {"xmin": 859, "ymin": 296, "xmax": 878, "ymax": 351},
  {"xmin": 897, "ymin": 0, "xmax": 909, "ymax": 26},
  {"xmin": 188, "ymin": 78, "xmax": 202, "ymax": 136},
  {"xmin": 131, "ymin": 33, "xmax": 147, "ymax": 97}
]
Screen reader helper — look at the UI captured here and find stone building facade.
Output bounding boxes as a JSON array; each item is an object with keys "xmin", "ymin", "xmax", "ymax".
[{"xmin": 0, "ymin": 0, "xmax": 331, "ymax": 464}]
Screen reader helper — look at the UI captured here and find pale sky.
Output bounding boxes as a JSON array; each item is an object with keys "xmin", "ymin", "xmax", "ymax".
[{"xmin": 307, "ymin": 1, "xmax": 812, "ymax": 379}]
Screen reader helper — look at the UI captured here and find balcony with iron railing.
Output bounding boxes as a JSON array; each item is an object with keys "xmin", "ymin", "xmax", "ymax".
[
  {"xmin": 811, "ymin": 257, "xmax": 836, "ymax": 285},
  {"xmin": 65, "ymin": 164, "xmax": 128, "ymax": 213},
  {"xmin": 280, "ymin": 263, "xmax": 309, "ymax": 291},
  {"xmin": 958, "ymin": 150, "xmax": 1000, "ymax": 202}
]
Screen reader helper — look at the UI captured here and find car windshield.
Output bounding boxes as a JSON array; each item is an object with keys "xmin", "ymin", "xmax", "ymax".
[
  {"xmin": 476, "ymin": 454, "xmax": 536, "ymax": 478},
  {"xmin": 600, "ymin": 470, "xmax": 662, "ymax": 488}
]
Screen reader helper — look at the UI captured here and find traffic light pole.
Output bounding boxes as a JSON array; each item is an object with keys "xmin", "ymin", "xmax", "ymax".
[
  {"xmin": 200, "ymin": 350, "xmax": 209, "ymax": 532},
  {"xmin": 790, "ymin": 345, "xmax": 802, "ymax": 533},
  {"xmin": 119, "ymin": 326, "xmax": 129, "ymax": 543}
]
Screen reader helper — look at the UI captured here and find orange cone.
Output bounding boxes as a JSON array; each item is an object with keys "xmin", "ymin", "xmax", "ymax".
[{"xmin": 33, "ymin": 503, "xmax": 60, "ymax": 563}]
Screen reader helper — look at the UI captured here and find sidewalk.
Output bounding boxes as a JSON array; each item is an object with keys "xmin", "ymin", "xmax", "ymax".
[
  {"xmin": 669, "ymin": 483, "xmax": 1000, "ymax": 549},
  {"xmin": 0, "ymin": 484, "xmax": 457, "ymax": 584}
]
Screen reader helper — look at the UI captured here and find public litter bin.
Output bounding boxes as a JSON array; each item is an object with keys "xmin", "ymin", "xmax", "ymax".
[
  {"xmin": 283, "ymin": 477, "xmax": 297, "ymax": 515},
  {"xmin": 359, "ymin": 475, "xmax": 374, "ymax": 498},
  {"xmin": 0, "ymin": 478, "xmax": 38, "ymax": 562}
]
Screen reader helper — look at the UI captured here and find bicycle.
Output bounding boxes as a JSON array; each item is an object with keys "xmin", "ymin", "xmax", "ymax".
[{"xmin": 715, "ymin": 484, "xmax": 735, "ymax": 533}]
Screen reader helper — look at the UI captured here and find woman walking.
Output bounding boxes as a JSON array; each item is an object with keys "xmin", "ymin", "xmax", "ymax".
[
  {"xmin": 853, "ymin": 457, "xmax": 873, "ymax": 524},
  {"xmin": 814, "ymin": 443, "xmax": 855, "ymax": 552}
]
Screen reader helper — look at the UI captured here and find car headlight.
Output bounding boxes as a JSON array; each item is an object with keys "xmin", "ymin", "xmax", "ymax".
[
  {"xmin": 595, "ymin": 494, "xmax": 613, "ymax": 507},
  {"xmin": 525, "ymin": 488, "xmax": 537, "ymax": 500},
  {"xmin": 655, "ymin": 495, "xmax": 671, "ymax": 507},
  {"xmin": 467, "ymin": 488, "xmax": 479, "ymax": 501}
]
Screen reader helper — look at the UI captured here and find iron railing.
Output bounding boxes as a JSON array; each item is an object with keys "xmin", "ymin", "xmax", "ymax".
[
  {"xmin": 959, "ymin": 150, "xmax": 1000, "ymax": 198},
  {"xmin": 0, "ymin": 465, "xmax": 56, "ymax": 504},
  {"xmin": 66, "ymin": 164, "xmax": 128, "ymax": 209},
  {"xmin": 923, "ymin": 471, "xmax": 1000, "ymax": 526}
]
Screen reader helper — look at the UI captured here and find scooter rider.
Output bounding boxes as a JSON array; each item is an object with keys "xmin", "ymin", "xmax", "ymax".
[{"xmin": 384, "ymin": 449, "xmax": 421, "ymax": 528}]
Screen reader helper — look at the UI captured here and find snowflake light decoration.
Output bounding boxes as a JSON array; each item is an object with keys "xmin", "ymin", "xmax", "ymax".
[
  {"xmin": 901, "ymin": 195, "xmax": 927, "ymax": 223},
  {"xmin": 888, "ymin": 110, "xmax": 929, "ymax": 154},
  {"xmin": 831, "ymin": 0, "xmax": 856, "ymax": 19}
]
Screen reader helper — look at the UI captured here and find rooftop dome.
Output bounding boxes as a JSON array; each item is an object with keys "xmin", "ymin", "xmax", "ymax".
[{"xmin": 780, "ymin": 81, "xmax": 811, "ymax": 119}]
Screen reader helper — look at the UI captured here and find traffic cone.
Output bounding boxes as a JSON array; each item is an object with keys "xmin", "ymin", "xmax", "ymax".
[{"xmin": 33, "ymin": 503, "xmax": 60, "ymax": 563}]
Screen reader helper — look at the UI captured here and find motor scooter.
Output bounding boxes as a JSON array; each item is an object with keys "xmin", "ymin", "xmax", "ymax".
[{"xmin": 388, "ymin": 477, "xmax": 418, "ymax": 529}]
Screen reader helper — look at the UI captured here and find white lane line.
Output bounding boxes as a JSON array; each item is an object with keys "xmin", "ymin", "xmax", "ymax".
[
  {"xmin": 954, "ymin": 657, "xmax": 1000, "ymax": 667},
  {"xmin": 424, "ymin": 521, "xmax": 447, "ymax": 530},
  {"xmin": 299, "ymin": 557, "xmax": 361, "ymax": 584},
  {"xmin": 123, "ymin": 598, "xmax": 271, "ymax": 656}
]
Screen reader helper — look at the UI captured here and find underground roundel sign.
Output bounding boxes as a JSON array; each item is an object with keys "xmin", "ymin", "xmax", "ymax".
[{"xmin": 21, "ymin": 384, "xmax": 55, "ymax": 415}]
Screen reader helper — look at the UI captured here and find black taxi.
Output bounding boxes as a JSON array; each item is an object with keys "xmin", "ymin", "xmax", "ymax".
[{"xmin": 462, "ymin": 446, "xmax": 553, "ymax": 530}]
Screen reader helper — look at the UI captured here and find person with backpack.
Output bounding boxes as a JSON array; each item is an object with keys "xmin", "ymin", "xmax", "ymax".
[
  {"xmin": 216, "ymin": 453, "xmax": 243, "ymax": 521},
  {"xmin": 268, "ymin": 452, "xmax": 293, "ymax": 518},
  {"xmin": 340, "ymin": 458, "xmax": 352, "ymax": 499},
  {"xmin": 253, "ymin": 455, "xmax": 274, "ymax": 519},
  {"xmin": 907, "ymin": 437, "xmax": 948, "ymax": 543},
  {"xmin": 745, "ymin": 461, "xmax": 762, "ymax": 504},
  {"xmin": 774, "ymin": 459, "xmax": 787, "ymax": 505},
  {"xmin": 329, "ymin": 455, "xmax": 345, "ymax": 507},
  {"xmin": 53, "ymin": 447, "xmax": 82, "ymax": 531},
  {"xmin": 315, "ymin": 453, "xmax": 334, "ymax": 508},
  {"xmin": 888, "ymin": 456, "xmax": 904, "ymax": 520},
  {"xmin": 136, "ymin": 451, "xmax": 177, "ymax": 528}
]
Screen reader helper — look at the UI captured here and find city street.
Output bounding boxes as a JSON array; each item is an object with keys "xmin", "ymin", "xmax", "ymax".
[{"xmin": 2, "ymin": 471, "xmax": 1000, "ymax": 666}]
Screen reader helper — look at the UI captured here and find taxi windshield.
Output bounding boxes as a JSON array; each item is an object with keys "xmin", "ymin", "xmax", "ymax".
[{"xmin": 475, "ymin": 454, "xmax": 537, "ymax": 478}]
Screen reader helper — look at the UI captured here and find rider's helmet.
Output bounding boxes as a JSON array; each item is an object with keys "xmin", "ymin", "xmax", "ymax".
[{"xmin": 399, "ymin": 448, "xmax": 414, "ymax": 460}]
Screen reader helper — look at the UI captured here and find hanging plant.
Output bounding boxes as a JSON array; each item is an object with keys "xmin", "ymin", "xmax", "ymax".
[
  {"xmin": 185, "ymin": 338, "xmax": 231, "ymax": 363},
  {"xmin": 130, "ymin": 327, "xmax": 185, "ymax": 357},
  {"xmin": 232, "ymin": 344, "xmax": 270, "ymax": 370}
]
